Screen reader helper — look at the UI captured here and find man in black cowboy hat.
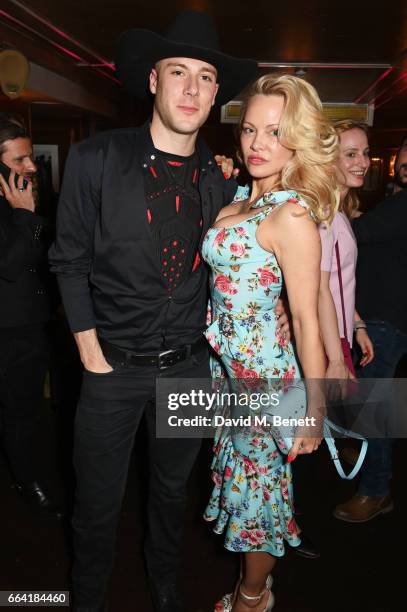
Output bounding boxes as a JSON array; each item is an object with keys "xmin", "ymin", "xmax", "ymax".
[{"xmin": 49, "ymin": 10, "xmax": 257, "ymax": 612}]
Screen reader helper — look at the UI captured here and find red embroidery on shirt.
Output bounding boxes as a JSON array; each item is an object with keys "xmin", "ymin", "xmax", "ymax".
[
  {"xmin": 192, "ymin": 252, "xmax": 200, "ymax": 272},
  {"xmin": 149, "ymin": 166, "xmax": 158, "ymax": 178},
  {"xmin": 192, "ymin": 168, "xmax": 198, "ymax": 183},
  {"xmin": 147, "ymin": 209, "xmax": 152, "ymax": 223},
  {"xmin": 167, "ymin": 161, "xmax": 184, "ymax": 167},
  {"xmin": 175, "ymin": 195, "xmax": 180, "ymax": 213}
]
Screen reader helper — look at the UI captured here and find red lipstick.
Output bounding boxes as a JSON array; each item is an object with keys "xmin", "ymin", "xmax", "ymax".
[{"xmin": 247, "ymin": 156, "xmax": 267, "ymax": 165}]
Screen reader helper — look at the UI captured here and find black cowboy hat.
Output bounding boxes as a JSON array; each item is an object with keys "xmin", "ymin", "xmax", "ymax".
[{"xmin": 115, "ymin": 10, "xmax": 258, "ymax": 106}]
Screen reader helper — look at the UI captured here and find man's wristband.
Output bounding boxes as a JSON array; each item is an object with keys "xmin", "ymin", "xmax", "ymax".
[{"xmin": 354, "ymin": 321, "xmax": 367, "ymax": 331}]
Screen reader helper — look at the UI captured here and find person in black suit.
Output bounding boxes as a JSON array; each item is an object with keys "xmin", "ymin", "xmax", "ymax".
[{"xmin": 0, "ymin": 115, "xmax": 60, "ymax": 518}]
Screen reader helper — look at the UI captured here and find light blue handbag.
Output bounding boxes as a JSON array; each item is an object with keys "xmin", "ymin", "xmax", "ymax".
[{"xmin": 265, "ymin": 381, "xmax": 368, "ymax": 480}]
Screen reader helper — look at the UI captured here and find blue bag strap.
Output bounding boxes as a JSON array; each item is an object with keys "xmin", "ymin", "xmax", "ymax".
[{"xmin": 323, "ymin": 419, "xmax": 368, "ymax": 480}]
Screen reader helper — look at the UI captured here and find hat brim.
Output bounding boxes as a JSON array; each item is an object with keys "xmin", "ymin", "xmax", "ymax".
[{"xmin": 115, "ymin": 29, "xmax": 259, "ymax": 106}]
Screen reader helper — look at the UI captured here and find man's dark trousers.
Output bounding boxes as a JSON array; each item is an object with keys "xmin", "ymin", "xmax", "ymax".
[
  {"xmin": 72, "ymin": 345, "xmax": 210, "ymax": 608},
  {"xmin": 0, "ymin": 324, "xmax": 49, "ymax": 484}
]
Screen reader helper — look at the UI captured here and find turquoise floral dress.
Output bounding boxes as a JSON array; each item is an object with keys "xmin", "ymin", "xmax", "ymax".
[{"xmin": 202, "ymin": 186, "xmax": 310, "ymax": 556}]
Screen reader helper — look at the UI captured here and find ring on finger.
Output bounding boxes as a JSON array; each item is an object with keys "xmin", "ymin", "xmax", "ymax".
[{"xmin": 18, "ymin": 187, "xmax": 25, "ymax": 192}]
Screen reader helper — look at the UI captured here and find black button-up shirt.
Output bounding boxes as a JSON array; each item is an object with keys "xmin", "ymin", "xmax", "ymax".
[{"xmin": 49, "ymin": 122, "xmax": 237, "ymax": 352}]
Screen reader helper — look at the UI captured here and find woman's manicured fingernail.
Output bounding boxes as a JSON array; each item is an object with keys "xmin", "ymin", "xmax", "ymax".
[
  {"xmin": 223, "ymin": 172, "xmax": 230, "ymax": 179},
  {"xmin": 288, "ymin": 454, "xmax": 294, "ymax": 463}
]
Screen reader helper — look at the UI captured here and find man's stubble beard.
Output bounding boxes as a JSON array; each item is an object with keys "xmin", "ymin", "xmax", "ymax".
[
  {"xmin": 168, "ymin": 108, "xmax": 208, "ymax": 137},
  {"xmin": 394, "ymin": 166, "xmax": 407, "ymax": 190},
  {"xmin": 154, "ymin": 86, "xmax": 212, "ymax": 138}
]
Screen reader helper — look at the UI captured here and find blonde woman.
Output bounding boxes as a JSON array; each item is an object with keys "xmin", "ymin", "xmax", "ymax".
[
  {"xmin": 319, "ymin": 120, "xmax": 374, "ymax": 398},
  {"xmin": 202, "ymin": 75, "xmax": 339, "ymax": 612}
]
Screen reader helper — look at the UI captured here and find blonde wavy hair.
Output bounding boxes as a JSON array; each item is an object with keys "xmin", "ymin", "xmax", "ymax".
[
  {"xmin": 238, "ymin": 74, "xmax": 340, "ymax": 223},
  {"xmin": 333, "ymin": 119, "xmax": 369, "ymax": 219}
]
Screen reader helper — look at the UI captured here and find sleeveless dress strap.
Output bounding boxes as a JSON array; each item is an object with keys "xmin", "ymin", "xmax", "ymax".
[
  {"xmin": 232, "ymin": 185, "xmax": 313, "ymax": 221},
  {"xmin": 254, "ymin": 190, "xmax": 311, "ymax": 222}
]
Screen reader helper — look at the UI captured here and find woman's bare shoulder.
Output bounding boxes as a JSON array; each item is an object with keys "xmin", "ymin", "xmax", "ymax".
[{"xmin": 268, "ymin": 200, "xmax": 315, "ymax": 230}]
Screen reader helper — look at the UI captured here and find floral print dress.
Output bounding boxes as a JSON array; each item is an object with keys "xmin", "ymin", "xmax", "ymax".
[{"xmin": 202, "ymin": 186, "xmax": 309, "ymax": 556}]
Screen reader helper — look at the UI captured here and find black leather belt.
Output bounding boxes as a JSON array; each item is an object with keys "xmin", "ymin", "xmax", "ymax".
[{"xmin": 99, "ymin": 337, "xmax": 207, "ymax": 370}]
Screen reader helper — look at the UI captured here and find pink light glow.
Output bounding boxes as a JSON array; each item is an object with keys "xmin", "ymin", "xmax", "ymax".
[
  {"xmin": 1, "ymin": 10, "xmax": 82, "ymax": 61},
  {"xmin": 367, "ymin": 71, "xmax": 407, "ymax": 105},
  {"xmin": 375, "ymin": 80, "xmax": 407, "ymax": 110},
  {"xmin": 8, "ymin": 0, "xmax": 115, "ymax": 71},
  {"xmin": 0, "ymin": 9, "xmax": 120, "ymax": 85},
  {"xmin": 353, "ymin": 67, "xmax": 393, "ymax": 103}
]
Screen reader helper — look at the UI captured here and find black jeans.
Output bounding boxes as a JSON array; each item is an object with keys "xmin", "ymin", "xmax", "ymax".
[
  {"xmin": 72, "ymin": 346, "xmax": 210, "ymax": 608},
  {"xmin": 0, "ymin": 324, "xmax": 49, "ymax": 485}
]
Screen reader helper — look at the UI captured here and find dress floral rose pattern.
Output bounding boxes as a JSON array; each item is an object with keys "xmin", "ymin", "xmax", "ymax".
[{"xmin": 202, "ymin": 186, "xmax": 310, "ymax": 556}]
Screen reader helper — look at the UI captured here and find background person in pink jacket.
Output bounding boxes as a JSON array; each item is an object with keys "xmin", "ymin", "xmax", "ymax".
[{"xmin": 318, "ymin": 120, "xmax": 374, "ymax": 395}]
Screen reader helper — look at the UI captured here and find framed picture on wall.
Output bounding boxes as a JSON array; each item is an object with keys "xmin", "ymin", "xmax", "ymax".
[
  {"xmin": 363, "ymin": 157, "xmax": 383, "ymax": 192},
  {"xmin": 32, "ymin": 144, "xmax": 60, "ymax": 192}
]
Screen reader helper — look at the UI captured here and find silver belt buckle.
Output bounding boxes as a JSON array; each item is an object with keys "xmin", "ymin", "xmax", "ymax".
[{"xmin": 157, "ymin": 349, "xmax": 175, "ymax": 369}]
